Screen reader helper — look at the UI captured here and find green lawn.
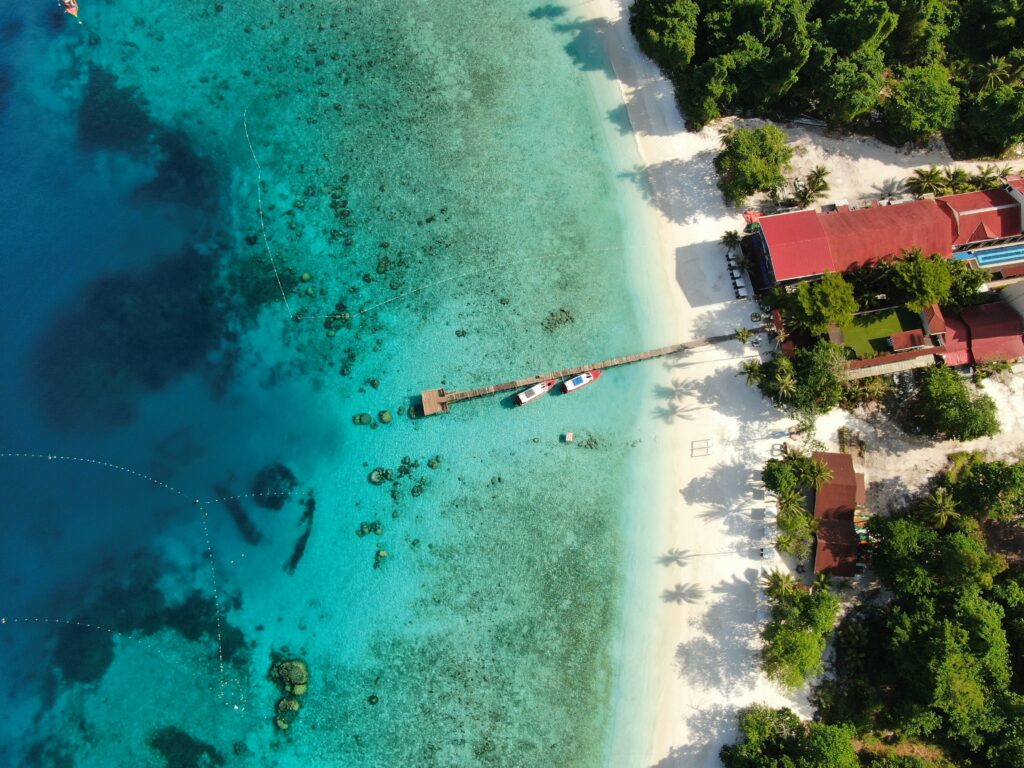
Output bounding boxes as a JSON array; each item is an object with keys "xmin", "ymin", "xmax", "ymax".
[{"xmin": 838, "ymin": 307, "xmax": 923, "ymax": 359}]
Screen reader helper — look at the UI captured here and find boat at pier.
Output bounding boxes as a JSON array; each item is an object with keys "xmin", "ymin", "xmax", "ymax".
[
  {"xmin": 563, "ymin": 370, "xmax": 602, "ymax": 393},
  {"xmin": 515, "ymin": 380, "xmax": 557, "ymax": 406}
]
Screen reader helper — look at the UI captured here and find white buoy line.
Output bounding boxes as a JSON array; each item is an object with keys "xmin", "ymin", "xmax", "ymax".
[{"xmin": 0, "ymin": 452, "xmax": 252, "ymax": 716}]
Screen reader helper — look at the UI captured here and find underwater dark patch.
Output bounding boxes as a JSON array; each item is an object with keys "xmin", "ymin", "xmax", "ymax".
[
  {"xmin": 23, "ymin": 740, "xmax": 74, "ymax": 768},
  {"xmin": 251, "ymin": 464, "xmax": 298, "ymax": 510},
  {"xmin": 133, "ymin": 129, "xmax": 219, "ymax": 209},
  {"xmin": 147, "ymin": 726, "xmax": 225, "ymax": 768},
  {"xmin": 52, "ymin": 575, "xmax": 247, "ymax": 686},
  {"xmin": 53, "ymin": 620, "xmax": 115, "ymax": 684},
  {"xmin": 1, "ymin": 16, "xmax": 25, "ymax": 42},
  {"xmin": 0, "ymin": 65, "xmax": 12, "ymax": 115},
  {"xmin": 31, "ymin": 248, "xmax": 224, "ymax": 432},
  {"xmin": 77, "ymin": 66, "xmax": 155, "ymax": 154},
  {"xmin": 528, "ymin": 4, "xmax": 567, "ymax": 19}
]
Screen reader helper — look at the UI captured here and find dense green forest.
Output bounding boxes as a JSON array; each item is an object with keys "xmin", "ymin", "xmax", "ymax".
[
  {"xmin": 721, "ymin": 452, "xmax": 1024, "ymax": 766},
  {"xmin": 629, "ymin": 0, "xmax": 1024, "ymax": 156}
]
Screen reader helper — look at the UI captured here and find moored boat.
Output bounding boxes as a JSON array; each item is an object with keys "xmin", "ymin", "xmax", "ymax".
[
  {"xmin": 563, "ymin": 370, "xmax": 602, "ymax": 393},
  {"xmin": 515, "ymin": 379, "xmax": 557, "ymax": 406},
  {"xmin": 61, "ymin": 0, "xmax": 79, "ymax": 17}
]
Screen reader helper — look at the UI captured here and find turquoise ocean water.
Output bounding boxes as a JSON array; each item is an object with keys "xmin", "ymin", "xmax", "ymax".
[{"xmin": 0, "ymin": 1, "xmax": 671, "ymax": 765}]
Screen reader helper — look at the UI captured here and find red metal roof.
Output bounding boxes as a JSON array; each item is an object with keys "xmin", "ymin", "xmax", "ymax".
[
  {"xmin": 923, "ymin": 304, "xmax": 946, "ymax": 334},
  {"xmin": 812, "ymin": 452, "xmax": 865, "ymax": 520},
  {"xmin": 759, "ymin": 210, "xmax": 832, "ymax": 281},
  {"xmin": 942, "ymin": 315, "xmax": 973, "ymax": 366},
  {"xmin": 939, "ymin": 189, "xmax": 1022, "ymax": 246},
  {"xmin": 815, "ymin": 520, "xmax": 859, "ymax": 577},
  {"xmin": 890, "ymin": 330, "xmax": 928, "ymax": 351},
  {"xmin": 818, "ymin": 201, "xmax": 954, "ymax": 271},
  {"xmin": 1008, "ymin": 178, "xmax": 1024, "ymax": 194},
  {"xmin": 760, "ymin": 201, "xmax": 955, "ymax": 281},
  {"xmin": 962, "ymin": 303, "xmax": 1024, "ymax": 363}
]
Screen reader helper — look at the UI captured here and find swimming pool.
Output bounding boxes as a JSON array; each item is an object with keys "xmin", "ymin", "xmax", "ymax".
[{"xmin": 956, "ymin": 242, "xmax": 1024, "ymax": 267}]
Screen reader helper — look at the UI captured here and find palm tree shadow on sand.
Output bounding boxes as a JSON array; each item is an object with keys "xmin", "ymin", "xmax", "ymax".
[{"xmin": 661, "ymin": 582, "xmax": 706, "ymax": 604}]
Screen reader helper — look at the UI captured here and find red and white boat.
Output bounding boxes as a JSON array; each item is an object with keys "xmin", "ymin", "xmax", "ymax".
[
  {"xmin": 61, "ymin": 0, "xmax": 79, "ymax": 17},
  {"xmin": 515, "ymin": 379, "xmax": 557, "ymax": 406},
  {"xmin": 563, "ymin": 370, "xmax": 602, "ymax": 393}
]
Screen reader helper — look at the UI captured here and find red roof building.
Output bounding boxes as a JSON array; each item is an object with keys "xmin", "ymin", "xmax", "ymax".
[
  {"xmin": 962, "ymin": 303, "xmax": 1024, "ymax": 363},
  {"xmin": 811, "ymin": 452, "xmax": 866, "ymax": 577},
  {"xmin": 815, "ymin": 521, "xmax": 860, "ymax": 578},
  {"xmin": 756, "ymin": 183, "xmax": 1024, "ymax": 285},
  {"xmin": 939, "ymin": 189, "xmax": 1021, "ymax": 246},
  {"xmin": 942, "ymin": 315, "xmax": 973, "ymax": 366}
]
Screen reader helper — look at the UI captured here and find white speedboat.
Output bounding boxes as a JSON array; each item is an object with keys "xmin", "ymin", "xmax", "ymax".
[
  {"xmin": 516, "ymin": 379, "xmax": 557, "ymax": 406},
  {"xmin": 563, "ymin": 370, "xmax": 602, "ymax": 393}
]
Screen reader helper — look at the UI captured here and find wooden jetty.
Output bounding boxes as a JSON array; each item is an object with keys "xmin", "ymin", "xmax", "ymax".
[{"xmin": 419, "ymin": 334, "xmax": 735, "ymax": 416}]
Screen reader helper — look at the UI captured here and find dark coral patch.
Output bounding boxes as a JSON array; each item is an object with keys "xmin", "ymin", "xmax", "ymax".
[
  {"xmin": 133, "ymin": 130, "xmax": 219, "ymax": 209},
  {"xmin": 251, "ymin": 464, "xmax": 298, "ymax": 510},
  {"xmin": 31, "ymin": 248, "xmax": 223, "ymax": 432},
  {"xmin": 148, "ymin": 726, "xmax": 225, "ymax": 768},
  {"xmin": 77, "ymin": 66, "xmax": 155, "ymax": 154}
]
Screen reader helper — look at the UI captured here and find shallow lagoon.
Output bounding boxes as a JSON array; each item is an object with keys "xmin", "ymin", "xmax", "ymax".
[{"xmin": 0, "ymin": 2, "xmax": 666, "ymax": 765}]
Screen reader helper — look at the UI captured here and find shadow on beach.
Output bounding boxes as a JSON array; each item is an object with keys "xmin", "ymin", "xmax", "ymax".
[
  {"xmin": 673, "ymin": 570, "xmax": 762, "ymax": 696},
  {"xmin": 648, "ymin": 704, "xmax": 737, "ymax": 768}
]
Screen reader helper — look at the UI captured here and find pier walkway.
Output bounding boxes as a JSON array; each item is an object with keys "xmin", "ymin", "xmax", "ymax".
[{"xmin": 419, "ymin": 334, "xmax": 736, "ymax": 416}]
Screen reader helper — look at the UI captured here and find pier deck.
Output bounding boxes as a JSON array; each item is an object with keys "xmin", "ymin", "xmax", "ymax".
[{"xmin": 419, "ymin": 334, "xmax": 735, "ymax": 416}]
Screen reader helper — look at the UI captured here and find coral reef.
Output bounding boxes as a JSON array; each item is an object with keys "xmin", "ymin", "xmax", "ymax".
[
  {"xmin": 251, "ymin": 464, "xmax": 297, "ymax": 510},
  {"xmin": 269, "ymin": 656, "xmax": 309, "ymax": 730},
  {"xmin": 541, "ymin": 308, "xmax": 575, "ymax": 332},
  {"xmin": 284, "ymin": 493, "xmax": 315, "ymax": 574},
  {"xmin": 212, "ymin": 484, "xmax": 262, "ymax": 544},
  {"xmin": 147, "ymin": 725, "xmax": 225, "ymax": 768}
]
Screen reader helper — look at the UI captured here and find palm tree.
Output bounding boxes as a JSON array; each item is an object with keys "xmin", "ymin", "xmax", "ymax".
[
  {"xmin": 905, "ymin": 166, "xmax": 948, "ymax": 197},
  {"xmin": 738, "ymin": 359, "xmax": 763, "ymax": 387},
  {"xmin": 775, "ymin": 487, "xmax": 806, "ymax": 517},
  {"xmin": 763, "ymin": 569, "xmax": 800, "ymax": 601},
  {"xmin": 721, "ymin": 229, "xmax": 742, "ymax": 255},
  {"xmin": 973, "ymin": 55, "xmax": 1020, "ymax": 93},
  {"xmin": 812, "ymin": 573, "xmax": 832, "ymax": 593},
  {"xmin": 734, "ymin": 327, "xmax": 753, "ymax": 344},
  {"xmin": 996, "ymin": 165, "xmax": 1017, "ymax": 180},
  {"xmin": 774, "ymin": 369, "xmax": 797, "ymax": 401},
  {"xmin": 944, "ymin": 166, "xmax": 974, "ymax": 194},
  {"xmin": 916, "ymin": 486, "xmax": 958, "ymax": 529},
  {"xmin": 971, "ymin": 164, "xmax": 1000, "ymax": 190},
  {"xmin": 806, "ymin": 165, "xmax": 831, "ymax": 194},
  {"xmin": 800, "ymin": 459, "xmax": 834, "ymax": 491}
]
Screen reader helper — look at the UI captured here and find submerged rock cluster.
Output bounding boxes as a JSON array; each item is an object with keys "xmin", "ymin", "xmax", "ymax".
[
  {"xmin": 541, "ymin": 307, "xmax": 575, "ymax": 332},
  {"xmin": 269, "ymin": 656, "xmax": 309, "ymax": 731}
]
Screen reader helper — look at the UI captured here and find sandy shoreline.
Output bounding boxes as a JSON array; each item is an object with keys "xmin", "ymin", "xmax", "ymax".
[{"xmin": 567, "ymin": 1, "xmax": 1007, "ymax": 766}]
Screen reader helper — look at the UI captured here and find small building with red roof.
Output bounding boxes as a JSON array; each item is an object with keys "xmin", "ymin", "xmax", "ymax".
[
  {"xmin": 811, "ymin": 452, "xmax": 866, "ymax": 577},
  {"xmin": 939, "ymin": 302, "xmax": 1024, "ymax": 366},
  {"xmin": 941, "ymin": 314, "xmax": 973, "ymax": 367},
  {"xmin": 962, "ymin": 303, "xmax": 1024, "ymax": 363}
]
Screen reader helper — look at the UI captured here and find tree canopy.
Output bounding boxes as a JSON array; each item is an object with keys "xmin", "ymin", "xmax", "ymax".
[
  {"xmin": 792, "ymin": 271, "xmax": 860, "ymax": 333},
  {"xmin": 720, "ymin": 705, "xmax": 859, "ymax": 767},
  {"xmin": 631, "ymin": 0, "xmax": 1024, "ymax": 154},
  {"xmin": 887, "ymin": 249, "xmax": 952, "ymax": 312},
  {"xmin": 713, "ymin": 124, "xmax": 793, "ymax": 206},
  {"xmin": 910, "ymin": 365, "xmax": 1000, "ymax": 441}
]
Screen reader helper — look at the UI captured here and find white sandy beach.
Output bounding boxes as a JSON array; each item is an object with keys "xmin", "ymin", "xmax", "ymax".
[{"xmin": 566, "ymin": 1, "xmax": 1024, "ymax": 766}]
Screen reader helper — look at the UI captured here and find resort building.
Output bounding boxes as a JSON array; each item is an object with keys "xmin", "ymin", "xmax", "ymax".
[
  {"xmin": 750, "ymin": 177, "xmax": 1024, "ymax": 287},
  {"xmin": 811, "ymin": 452, "xmax": 865, "ymax": 578}
]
